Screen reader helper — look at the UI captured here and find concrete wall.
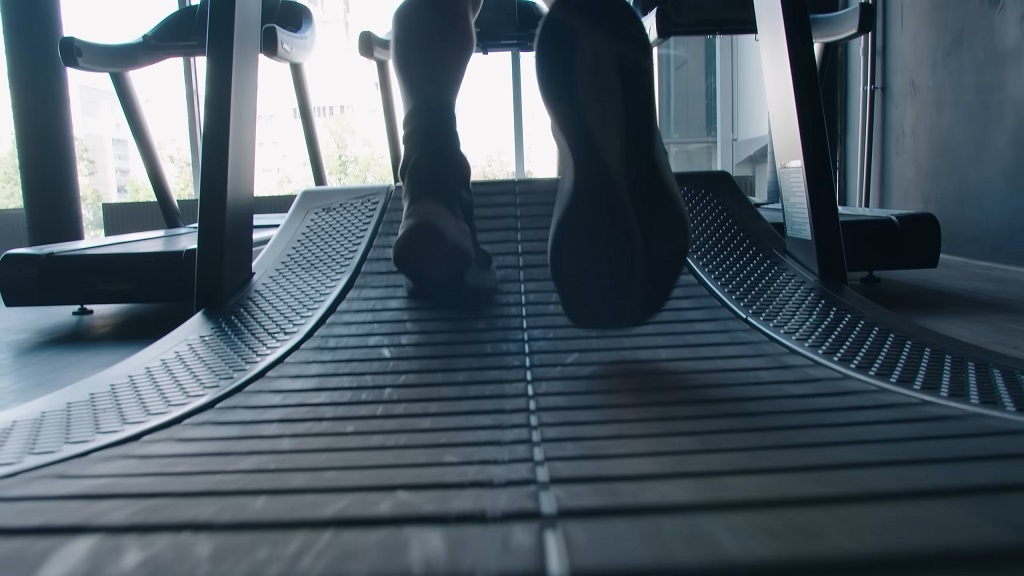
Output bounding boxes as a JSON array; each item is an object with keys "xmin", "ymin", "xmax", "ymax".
[{"xmin": 869, "ymin": 0, "xmax": 1024, "ymax": 267}]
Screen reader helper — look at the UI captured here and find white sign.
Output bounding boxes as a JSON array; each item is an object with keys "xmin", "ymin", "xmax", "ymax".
[{"xmin": 778, "ymin": 166, "xmax": 812, "ymax": 240}]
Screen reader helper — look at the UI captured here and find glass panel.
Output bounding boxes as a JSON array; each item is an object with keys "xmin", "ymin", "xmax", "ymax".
[
  {"xmin": 729, "ymin": 35, "xmax": 770, "ymax": 200},
  {"xmin": 656, "ymin": 35, "xmax": 769, "ymax": 200},
  {"xmin": 191, "ymin": 0, "xmax": 519, "ymax": 194},
  {"xmin": 458, "ymin": 53, "xmax": 515, "ymax": 180},
  {"xmin": 248, "ymin": 0, "xmax": 396, "ymax": 195},
  {"xmin": 338, "ymin": 0, "xmax": 404, "ymax": 186},
  {"xmin": 520, "ymin": 51, "xmax": 558, "ymax": 179},
  {"xmin": 61, "ymin": 0, "xmax": 193, "ymax": 237},
  {"xmin": 192, "ymin": 0, "xmax": 438, "ymax": 194},
  {"xmin": 0, "ymin": 19, "xmax": 21, "ymax": 210},
  {"xmin": 657, "ymin": 36, "xmax": 718, "ymax": 172},
  {"xmin": 341, "ymin": 1, "xmax": 516, "ymax": 184}
]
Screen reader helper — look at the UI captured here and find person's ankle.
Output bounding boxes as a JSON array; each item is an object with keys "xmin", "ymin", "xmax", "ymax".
[{"xmin": 399, "ymin": 101, "xmax": 462, "ymax": 183}]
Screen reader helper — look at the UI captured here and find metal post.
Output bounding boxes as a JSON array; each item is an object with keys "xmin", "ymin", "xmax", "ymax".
[
  {"xmin": 0, "ymin": 0, "xmax": 84, "ymax": 245},
  {"xmin": 716, "ymin": 36, "xmax": 735, "ymax": 172},
  {"xmin": 110, "ymin": 72, "xmax": 185, "ymax": 229},
  {"xmin": 290, "ymin": 64, "xmax": 328, "ymax": 186},
  {"xmin": 183, "ymin": 57, "xmax": 203, "ymax": 198},
  {"xmin": 376, "ymin": 60, "xmax": 403, "ymax": 184},
  {"xmin": 194, "ymin": 0, "xmax": 261, "ymax": 311},
  {"xmin": 753, "ymin": 0, "xmax": 847, "ymax": 284},
  {"xmin": 511, "ymin": 49, "xmax": 526, "ymax": 180},
  {"xmin": 858, "ymin": 0, "xmax": 878, "ymax": 208},
  {"xmin": 180, "ymin": 0, "xmax": 203, "ymax": 198}
]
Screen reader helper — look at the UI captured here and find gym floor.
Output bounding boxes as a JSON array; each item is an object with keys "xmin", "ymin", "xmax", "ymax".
[
  {"xmin": 1, "ymin": 254, "xmax": 1022, "ymax": 413},
  {"xmin": 849, "ymin": 255, "xmax": 1024, "ymax": 362},
  {"xmin": 0, "ymin": 303, "xmax": 193, "ymax": 412}
]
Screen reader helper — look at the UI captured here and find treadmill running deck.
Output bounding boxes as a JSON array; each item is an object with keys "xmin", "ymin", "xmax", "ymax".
[{"xmin": 1, "ymin": 175, "xmax": 1023, "ymax": 575}]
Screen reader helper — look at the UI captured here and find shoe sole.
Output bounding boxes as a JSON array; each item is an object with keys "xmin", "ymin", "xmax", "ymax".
[
  {"xmin": 392, "ymin": 198, "xmax": 475, "ymax": 290},
  {"xmin": 536, "ymin": 0, "xmax": 691, "ymax": 329}
]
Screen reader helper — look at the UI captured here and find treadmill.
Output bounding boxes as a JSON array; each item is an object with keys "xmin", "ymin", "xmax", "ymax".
[
  {"xmin": 646, "ymin": 0, "xmax": 943, "ymax": 277},
  {"xmin": 3, "ymin": 2, "xmax": 1024, "ymax": 572},
  {"xmin": 0, "ymin": 0, "xmax": 326, "ymax": 309}
]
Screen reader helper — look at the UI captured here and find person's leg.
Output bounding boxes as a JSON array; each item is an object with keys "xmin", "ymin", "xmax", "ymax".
[
  {"xmin": 536, "ymin": 0, "xmax": 691, "ymax": 328},
  {"xmin": 391, "ymin": 0, "xmax": 495, "ymax": 295},
  {"xmin": 392, "ymin": 0, "xmax": 482, "ymax": 111}
]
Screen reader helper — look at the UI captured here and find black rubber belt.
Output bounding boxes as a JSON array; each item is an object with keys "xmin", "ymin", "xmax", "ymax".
[{"xmin": 1, "ymin": 179, "xmax": 1024, "ymax": 574}]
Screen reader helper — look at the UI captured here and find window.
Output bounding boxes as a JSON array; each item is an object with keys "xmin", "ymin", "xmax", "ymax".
[
  {"xmin": 0, "ymin": 19, "xmax": 22, "ymax": 210},
  {"xmin": 46, "ymin": 0, "xmax": 589, "ymax": 227},
  {"xmin": 236, "ymin": 0, "xmax": 402, "ymax": 193},
  {"xmin": 725, "ymin": 35, "xmax": 771, "ymax": 200},
  {"xmin": 453, "ymin": 53, "xmax": 517, "ymax": 181},
  {"xmin": 656, "ymin": 35, "xmax": 770, "ymax": 199},
  {"xmin": 656, "ymin": 37, "xmax": 718, "ymax": 172},
  {"xmin": 519, "ymin": 51, "xmax": 558, "ymax": 179},
  {"xmin": 62, "ymin": 0, "xmax": 195, "ymax": 237}
]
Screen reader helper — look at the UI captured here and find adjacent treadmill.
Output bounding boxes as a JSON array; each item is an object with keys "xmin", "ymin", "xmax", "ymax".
[
  {"xmin": 0, "ymin": 0, "xmax": 325, "ymax": 309},
  {"xmin": 646, "ymin": 0, "xmax": 943, "ymax": 277}
]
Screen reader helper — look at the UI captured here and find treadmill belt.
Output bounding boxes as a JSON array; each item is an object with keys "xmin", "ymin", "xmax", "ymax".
[{"xmin": 2, "ymin": 178, "xmax": 1024, "ymax": 574}]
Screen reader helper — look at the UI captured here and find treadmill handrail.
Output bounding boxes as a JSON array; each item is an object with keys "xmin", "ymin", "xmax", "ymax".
[
  {"xmin": 59, "ymin": 0, "xmax": 317, "ymax": 72},
  {"xmin": 809, "ymin": 2, "xmax": 874, "ymax": 44},
  {"xmin": 358, "ymin": 30, "xmax": 392, "ymax": 63},
  {"xmin": 58, "ymin": 36, "xmax": 206, "ymax": 74},
  {"xmin": 357, "ymin": 0, "xmax": 546, "ymax": 65},
  {"xmin": 357, "ymin": 27, "xmax": 540, "ymax": 63},
  {"xmin": 59, "ymin": 3, "xmax": 207, "ymax": 73},
  {"xmin": 262, "ymin": 1, "xmax": 317, "ymax": 64},
  {"xmin": 642, "ymin": 1, "xmax": 874, "ymax": 44}
]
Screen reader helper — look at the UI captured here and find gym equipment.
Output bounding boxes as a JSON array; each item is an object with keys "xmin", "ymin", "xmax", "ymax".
[
  {"xmin": 0, "ymin": 0, "xmax": 324, "ymax": 309},
  {"xmin": 642, "ymin": 0, "xmax": 942, "ymax": 277},
  {"xmin": 1, "ymin": 1, "xmax": 1024, "ymax": 572}
]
